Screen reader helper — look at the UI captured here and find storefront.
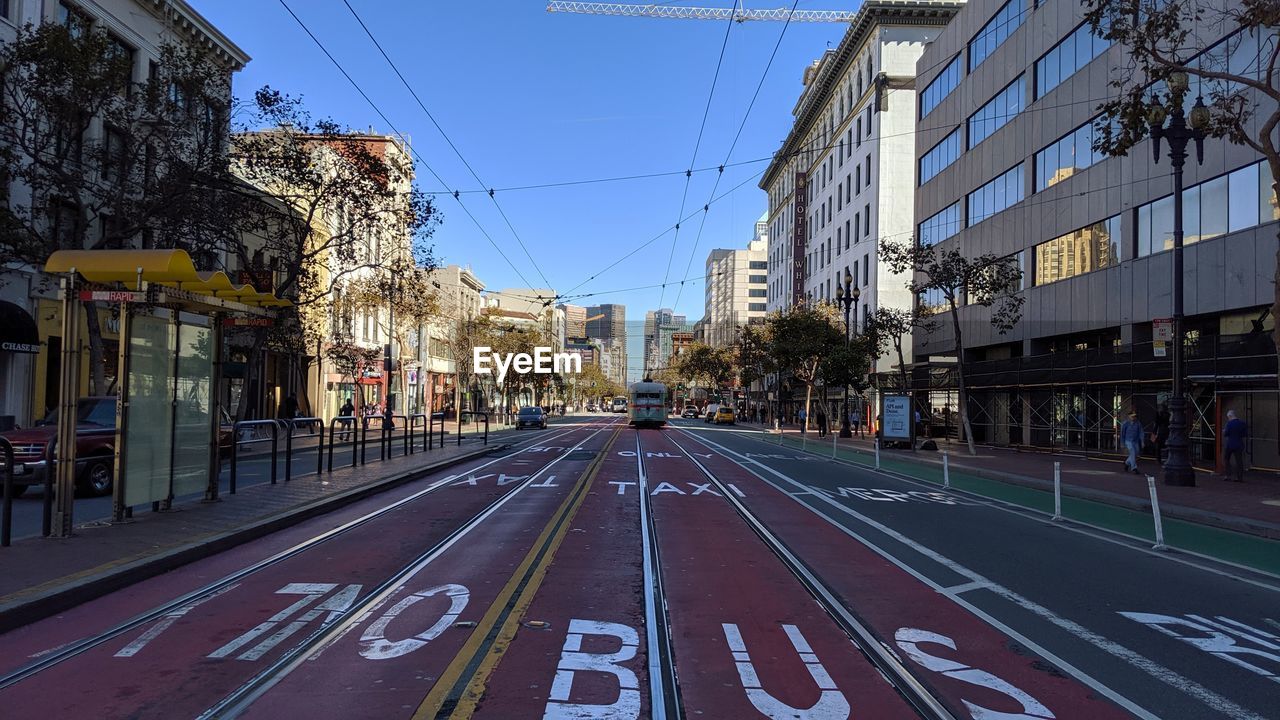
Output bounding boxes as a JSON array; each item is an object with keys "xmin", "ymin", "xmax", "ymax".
[{"xmin": 0, "ymin": 300, "xmax": 41, "ymax": 429}]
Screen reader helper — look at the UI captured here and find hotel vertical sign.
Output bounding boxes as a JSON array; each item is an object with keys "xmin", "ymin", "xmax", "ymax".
[{"xmin": 792, "ymin": 171, "xmax": 807, "ymax": 305}]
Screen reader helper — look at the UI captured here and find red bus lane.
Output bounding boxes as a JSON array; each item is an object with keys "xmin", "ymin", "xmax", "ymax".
[
  {"xmin": 238, "ymin": 425, "xmax": 619, "ymax": 720},
  {"xmin": 472, "ymin": 428, "xmax": 648, "ymax": 719},
  {"xmin": 639, "ymin": 430, "xmax": 919, "ymax": 719},
  {"xmin": 677, "ymin": 432, "xmax": 1135, "ymax": 720},
  {"xmin": 0, "ymin": 422, "xmax": 608, "ymax": 720}
]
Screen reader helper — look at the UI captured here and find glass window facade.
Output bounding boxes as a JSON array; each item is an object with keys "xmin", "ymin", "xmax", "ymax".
[
  {"xmin": 968, "ymin": 76, "xmax": 1024, "ymax": 148},
  {"xmin": 1034, "ymin": 117, "xmax": 1106, "ymax": 191},
  {"xmin": 968, "ymin": 164, "xmax": 1025, "ymax": 226},
  {"xmin": 918, "ymin": 202, "xmax": 962, "ymax": 247},
  {"xmin": 919, "ymin": 129, "xmax": 960, "ymax": 186},
  {"xmin": 968, "ymin": 0, "xmax": 1029, "ymax": 71},
  {"xmin": 920, "ymin": 55, "xmax": 962, "ymax": 119},
  {"xmin": 1035, "ymin": 23, "xmax": 1111, "ymax": 99},
  {"xmin": 1137, "ymin": 160, "xmax": 1277, "ymax": 257},
  {"xmin": 1033, "ymin": 216, "xmax": 1120, "ymax": 286}
]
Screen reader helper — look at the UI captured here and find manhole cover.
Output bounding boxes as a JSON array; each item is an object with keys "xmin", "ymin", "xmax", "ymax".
[
  {"xmin": 454, "ymin": 621, "xmax": 477, "ymax": 629},
  {"xmin": 522, "ymin": 620, "xmax": 552, "ymax": 630}
]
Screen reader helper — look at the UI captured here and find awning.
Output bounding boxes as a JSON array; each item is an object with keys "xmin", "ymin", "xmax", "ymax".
[
  {"xmin": 0, "ymin": 301, "xmax": 40, "ymax": 353},
  {"xmin": 44, "ymin": 249, "xmax": 290, "ymax": 307}
]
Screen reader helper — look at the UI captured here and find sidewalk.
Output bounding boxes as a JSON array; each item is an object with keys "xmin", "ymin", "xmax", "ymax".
[
  {"xmin": 738, "ymin": 421, "xmax": 1280, "ymax": 540},
  {"xmin": 0, "ymin": 427, "xmax": 521, "ymax": 634}
]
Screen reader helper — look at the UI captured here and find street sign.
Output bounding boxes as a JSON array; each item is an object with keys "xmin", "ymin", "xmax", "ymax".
[
  {"xmin": 78, "ymin": 289, "xmax": 145, "ymax": 303},
  {"xmin": 1153, "ymin": 340, "xmax": 1167, "ymax": 357},
  {"xmin": 1152, "ymin": 318, "xmax": 1173, "ymax": 342},
  {"xmin": 222, "ymin": 317, "xmax": 274, "ymax": 327}
]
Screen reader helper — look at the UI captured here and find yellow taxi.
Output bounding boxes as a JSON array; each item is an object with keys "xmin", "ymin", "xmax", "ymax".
[{"xmin": 713, "ymin": 406, "xmax": 735, "ymax": 425}]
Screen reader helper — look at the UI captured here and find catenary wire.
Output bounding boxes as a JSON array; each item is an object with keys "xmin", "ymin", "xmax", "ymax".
[
  {"xmin": 275, "ymin": 0, "xmax": 537, "ymax": 289},
  {"xmin": 340, "ymin": 0, "xmax": 554, "ymax": 291}
]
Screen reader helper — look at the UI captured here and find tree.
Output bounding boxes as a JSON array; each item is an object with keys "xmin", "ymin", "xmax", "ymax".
[
  {"xmin": 864, "ymin": 307, "xmax": 937, "ymax": 393},
  {"xmin": 735, "ymin": 324, "xmax": 775, "ymax": 396},
  {"xmin": 1081, "ymin": 0, "xmax": 1279, "ymax": 381},
  {"xmin": 672, "ymin": 343, "xmax": 734, "ymax": 398},
  {"xmin": 324, "ymin": 339, "xmax": 382, "ymax": 417},
  {"xmin": 0, "ymin": 24, "xmax": 236, "ymax": 394},
  {"xmin": 762, "ymin": 304, "xmax": 846, "ymax": 430},
  {"xmin": 343, "ymin": 259, "xmax": 440, "ymax": 412},
  {"xmin": 880, "ymin": 240, "xmax": 1025, "ymax": 455}
]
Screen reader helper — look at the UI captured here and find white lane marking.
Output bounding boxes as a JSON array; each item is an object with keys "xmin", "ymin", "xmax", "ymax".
[
  {"xmin": 208, "ymin": 585, "xmax": 335, "ymax": 660},
  {"xmin": 684, "ymin": 430, "xmax": 1223, "ymax": 720},
  {"xmin": 896, "ymin": 628, "xmax": 1055, "ymax": 719},
  {"xmin": 1121, "ymin": 612, "xmax": 1280, "ymax": 684},
  {"xmin": 544, "ymin": 619, "xmax": 641, "ymax": 719},
  {"xmin": 636, "ymin": 434, "xmax": 668, "ymax": 720},
  {"xmin": 359, "ymin": 583, "xmax": 469, "ymax": 660},
  {"xmin": 113, "ymin": 583, "xmax": 241, "ymax": 658},
  {"xmin": 721, "ymin": 623, "xmax": 849, "ymax": 719},
  {"xmin": 609, "ymin": 481, "xmax": 636, "ymax": 495},
  {"xmin": 944, "ymin": 580, "xmax": 989, "ymax": 595}
]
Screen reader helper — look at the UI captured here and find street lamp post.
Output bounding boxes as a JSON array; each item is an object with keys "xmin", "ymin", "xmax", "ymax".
[
  {"xmin": 836, "ymin": 270, "xmax": 860, "ymax": 438},
  {"xmin": 1147, "ymin": 72, "xmax": 1209, "ymax": 487}
]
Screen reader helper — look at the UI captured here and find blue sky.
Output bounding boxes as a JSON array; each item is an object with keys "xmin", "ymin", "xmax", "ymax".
[{"xmin": 192, "ymin": 1, "xmax": 848, "ymax": 372}]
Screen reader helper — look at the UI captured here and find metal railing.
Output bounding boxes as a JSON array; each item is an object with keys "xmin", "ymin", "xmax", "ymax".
[
  {"xmin": 275, "ymin": 417, "xmax": 324, "ymax": 482},
  {"xmin": 459, "ymin": 411, "xmax": 490, "ymax": 446},
  {"xmin": 428, "ymin": 412, "xmax": 447, "ymax": 450},
  {"xmin": 1, "ymin": 437, "xmax": 12, "ymax": 547},
  {"xmin": 229, "ymin": 419, "xmax": 279, "ymax": 494},
  {"xmin": 327, "ymin": 416, "xmax": 366, "ymax": 472},
  {"xmin": 408, "ymin": 414, "xmax": 428, "ymax": 455}
]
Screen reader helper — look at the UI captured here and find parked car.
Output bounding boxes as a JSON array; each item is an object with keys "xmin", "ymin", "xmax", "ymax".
[
  {"xmin": 713, "ymin": 406, "xmax": 736, "ymax": 425},
  {"xmin": 516, "ymin": 406, "xmax": 548, "ymax": 429},
  {"xmin": 702, "ymin": 403, "xmax": 720, "ymax": 423},
  {"xmin": 0, "ymin": 397, "xmax": 235, "ymax": 498},
  {"xmin": 681, "ymin": 406, "xmax": 700, "ymax": 419}
]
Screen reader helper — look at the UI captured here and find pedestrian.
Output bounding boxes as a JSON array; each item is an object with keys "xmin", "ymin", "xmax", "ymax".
[
  {"xmin": 798, "ymin": 407, "xmax": 807, "ymax": 434},
  {"xmin": 817, "ymin": 410, "xmax": 829, "ymax": 438},
  {"xmin": 1152, "ymin": 404, "xmax": 1170, "ymax": 461},
  {"xmin": 1222, "ymin": 410, "xmax": 1248, "ymax": 482},
  {"xmin": 1118, "ymin": 410, "xmax": 1144, "ymax": 475},
  {"xmin": 851, "ymin": 405, "xmax": 863, "ymax": 438},
  {"xmin": 338, "ymin": 398, "xmax": 355, "ymax": 441}
]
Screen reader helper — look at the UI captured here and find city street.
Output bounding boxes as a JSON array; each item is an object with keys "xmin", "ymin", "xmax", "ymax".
[{"xmin": 1, "ymin": 416, "xmax": 1274, "ymax": 719}]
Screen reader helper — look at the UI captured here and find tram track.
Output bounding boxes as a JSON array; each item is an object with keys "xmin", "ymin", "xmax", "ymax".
[
  {"xmin": 197, "ymin": 417, "xmax": 622, "ymax": 719},
  {"xmin": 655, "ymin": 428, "xmax": 958, "ymax": 720},
  {"xmin": 633, "ymin": 429, "xmax": 683, "ymax": 720},
  {"xmin": 0, "ymin": 420, "xmax": 603, "ymax": 694}
]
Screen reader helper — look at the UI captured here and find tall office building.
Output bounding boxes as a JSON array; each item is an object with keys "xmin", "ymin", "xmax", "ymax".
[
  {"xmin": 644, "ymin": 309, "xmax": 689, "ymax": 372},
  {"xmin": 586, "ymin": 303, "xmax": 628, "ymax": 388},
  {"xmin": 703, "ymin": 217, "xmax": 771, "ymax": 348},
  {"xmin": 911, "ymin": 0, "xmax": 1277, "ymax": 461}
]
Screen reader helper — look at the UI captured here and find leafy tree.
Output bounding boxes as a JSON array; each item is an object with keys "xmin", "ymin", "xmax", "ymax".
[
  {"xmin": 672, "ymin": 343, "xmax": 734, "ymax": 399},
  {"xmin": 880, "ymin": 240, "xmax": 1025, "ymax": 455},
  {"xmin": 864, "ymin": 306, "xmax": 937, "ymax": 393},
  {"xmin": 762, "ymin": 303, "xmax": 846, "ymax": 430},
  {"xmin": 735, "ymin": 323, "xmax": 775, "ymax": 394},
  {"xmin": 343, "ymin": 258, "xmax": 440, "ymax": 412},
  {"xmin": 1081, "ymin": 0, "xmax": 1279, "ymax": 380},
  {"xmin": 324, "ymin": 339, "xmax": 382, "ymax": 417}
]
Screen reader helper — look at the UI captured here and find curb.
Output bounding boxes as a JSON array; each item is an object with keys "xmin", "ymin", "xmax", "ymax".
[
  {"xmin": 748, "ymin": 427, "xmax": 1280, "ymax": 541},
  {"xmin": 0, "ymin": 442, "xmax": 510, "ymax": 635}
]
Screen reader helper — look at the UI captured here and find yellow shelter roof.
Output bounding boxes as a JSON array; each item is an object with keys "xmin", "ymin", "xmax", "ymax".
[{"xmin": 45, "ymin": 249, "xmax": 290, "ymax": 307}]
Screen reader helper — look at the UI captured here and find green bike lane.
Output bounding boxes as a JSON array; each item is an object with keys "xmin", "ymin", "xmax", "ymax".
[
  {"xmin": 753, "ymin": 428, "xmax": 1280, "ymax": 576},
  {"xmin": 672, "ymin": 421, "xmax": 1280, "ymax": 720}
]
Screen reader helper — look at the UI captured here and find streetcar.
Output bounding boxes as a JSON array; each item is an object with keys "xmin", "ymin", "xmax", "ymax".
[{"xmin": 628, "ymin": 380, "xmax": 668, "ymax": 428}]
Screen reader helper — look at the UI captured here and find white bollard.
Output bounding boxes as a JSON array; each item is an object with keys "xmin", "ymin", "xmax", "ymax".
[
  {"xmin": 1147, "ymin": 476, "xmax": 1168, "ymax": 551},
  {"xmin": 832, "ymin": 428, "xmax": 838, "ymax": 459},
  {"xmin": 874, "ymin": 438, "xmax": 881, "ymax": 469},
  {"xmin": 942, "ymin": 451, "xmax": 950, "ymax": 488},
  {"xmin": 1052, "ymin": 461, "xmax": 1062, "ymax": 521}
]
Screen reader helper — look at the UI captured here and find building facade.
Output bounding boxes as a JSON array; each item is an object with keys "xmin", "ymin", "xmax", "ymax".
[
  {"xmin": 911, "ymin": 0, "xmax": 1278, "ymax": 464},
  {"xmin": 421, "ymin": 264, "xmax": 485, "ymax": 414},
  {"xmin": 585, "ymin": 303, "xmax": 627, "ymax": 388},
  {"xmin": 760, "ymin": 0, "xmax": 963, "ymax": 376},
  {"xmin": 703, "ymin": 218, "xmax": 769, "ymax": 348},
  {"xmin": 643, "ymin": 308, "xmax": 689, "ymax": 373}
]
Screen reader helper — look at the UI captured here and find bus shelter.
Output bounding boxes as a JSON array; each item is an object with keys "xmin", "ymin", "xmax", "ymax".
[{"xmin": 43, "ymin": 250, "xmax": 288, "ymax": 537}]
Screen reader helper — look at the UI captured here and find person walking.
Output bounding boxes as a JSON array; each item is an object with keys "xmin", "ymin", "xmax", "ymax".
[
  {"xmin": 1152, "ymin": 403, "xmax": 1170, "ymax": 461},
  {"xmin": 816, "ymin": 409, "xmax": 829, "ymax": 438},
  {"xmin": 1118, "ymin": 410, "xmax": 1144, "ymax": 475},
  {"xmin": 798, "ymin": 407, "xmax": 807, "ymax": 435},
  {"xmin": 851, "ymin": 405, "xmax": 864, "ymax": 438},
  {"xmin": 1222, "ymin": 410, "xmax": 1248, "ymax": 482},
  {"xmin": 338, "ymin": 398, "xmax": 355, "ymax": 441}
]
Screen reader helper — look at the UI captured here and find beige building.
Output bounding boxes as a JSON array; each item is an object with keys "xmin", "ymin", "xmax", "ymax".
[
  {"xmin": 702, "ymin": 217, "xmax": 769, "ymax": 348},
  {"xmin": 421, "ymin": 264, "xmax": 485, "ymax": 413}
]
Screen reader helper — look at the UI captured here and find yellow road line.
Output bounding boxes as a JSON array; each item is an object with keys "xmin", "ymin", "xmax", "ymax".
[{"xmin": 413, "ymin": 427, "xmax": 619, "ymax": 720}]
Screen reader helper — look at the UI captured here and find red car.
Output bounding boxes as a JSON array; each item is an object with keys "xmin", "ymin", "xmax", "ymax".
[{"xmin": 0, "ymin": 397, "xmax": 235, "ymax": 498}]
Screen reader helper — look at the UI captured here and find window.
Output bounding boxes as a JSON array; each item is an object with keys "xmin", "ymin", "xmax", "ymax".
[
  {"xmin": 969, "ymin": 76, "xmax": 1024, "ymax": 148},
  {"xmin": 845, "ymin": 174, "xmax": 852, "ymax": 203},
  {"xmin": 969, "ymin": 0, "xmax": 1028, "ymax": 71},
  {"xmin": 1033, "ymin": 216, "xmax": 1120, "ymax": 286},
  {"xmin": 845, "ymin": 219, "xmax": 850, "ymax": 249},
  {"xmin": 865, "ymin": 155, "xmax": 871, "ymax": 185},
  {"xmin": 863, "ymin": 203, "xmax": 871, "ymax": 237},
  {"xmin": 49, "ymin": 200, "xmax": 80, "ymax": 247},
  {"xmin": 854, "ymin": 213, "xmax": 860, "ymax": 241},
  {"xmin": 836, "ymin": 228, "xmax": 842, "ymax": 255},
  {"xmin": 920, "ymin": 55, "xmax": 962, "ymax": 119},
  {"xmin": 749, "ymin": 288, "xmax": 767, "ymax": 297},
  {"xmin": 1136, "ymin": 160, "xmax": 1276, "ymax": 256},
  {"xmin": 837, "ymin": 183, "xmax": 843, "ymax": 210},
  {"xmin": 749, "ymin": 260, "xmax": 767, "ymax": 270},
  {"xmin": 853, "ymin": 261, "xmax": 859, "ymax": 287},
  {"xmin": 919, "ymin": 129, "xmax": 960, "ymax": 186},
  {"xmin": 863, "ymin": 253, "xmax": 869, "ymax": 285},
  {"xmin": 968, "ymin": 164, "xmax": 1025, "ymax": 226},
  {"xmin": 918, "ymin": 202, "xmax": 961, "ymax": 247},
  {"xmin": 857, "ymin": 118, "xmax": 863, "ymax": 146},
  {"xmin": 856, "ymin": 169, "xmax": 861, "ymax": 194},
  {"xmin": 0, "ymin": 0, "xmax": 12, "ymax": 23},
  {"xmin": 105, "ymin": 34, "xmax": 135, "ymax": 95},
  {"xmin": 102, "ymin": 126, "xmax": 127, "ymax": 183},
  {"xmin": 749, "ymin": 275, "xmax": 767, "ymax": 283},
  {"xmin": 59, "ymin": 2, "xmax": 91, "ymax": 37},
  {"xmin": 749, "ymin": 303, "xmax": 767, "ymax": 312},
  {"xmin": 1035, "ymin": 23, "xmax": 1111, "ymax": 99},
  {"xmin": 1035, "ymin": 117, "xmax": 1106, "ymax": 191},
  {"xmin": 846, "ymin": 129, "xmax": 852, "ymax": 158}
]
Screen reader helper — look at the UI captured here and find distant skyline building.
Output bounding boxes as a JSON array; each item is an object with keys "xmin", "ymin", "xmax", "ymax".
[
  {"xmin": 557, "ymin": 303, "xmax": 587, "ymax": 340},
  {"xmin": 644, "ymin": 308, "xmax": 688, "ymax": 373},
  {"xmin": 585, "ymin": 303, "xmax": 628, "ymax": 387},
  {"xmin": 703, "ymin": 217, "xmax": 769, "ymax": 348}
]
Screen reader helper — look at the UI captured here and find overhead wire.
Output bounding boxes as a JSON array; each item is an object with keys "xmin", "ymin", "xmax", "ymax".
[
  {"xmin": 672, "ymin": 0, "xmax": 800, "ymax": 310},
  {"xmin": 340, "ymin": 0, "xmax": 554, "ymax": 291},
  {"xmin": 275, "ymin": 0, "xmax": 537, "ymax": 290}
]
